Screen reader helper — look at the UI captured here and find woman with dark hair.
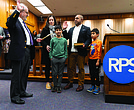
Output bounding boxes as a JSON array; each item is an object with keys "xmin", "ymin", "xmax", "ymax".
[{"xmin": 40, "ymin": 15, "xmax": 57, "ymax": 89}]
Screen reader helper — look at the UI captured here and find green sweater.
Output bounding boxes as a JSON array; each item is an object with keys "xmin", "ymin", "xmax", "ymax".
[{"xmin": 49, "ymin": 37, "xmax": 67, "ymax": 59}]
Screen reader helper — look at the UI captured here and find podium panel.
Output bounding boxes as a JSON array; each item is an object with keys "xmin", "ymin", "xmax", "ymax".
[
  {"xmin": 33, "ymin": 46, "xmax": 43, "ymax": 76},
  {"xmin": 103, "ymin": 33, "xmax": 134, "ymax": 104}
]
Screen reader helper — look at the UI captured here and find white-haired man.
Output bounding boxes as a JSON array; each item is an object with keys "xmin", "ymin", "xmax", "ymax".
[{"xmin": 6, "ymin": 0, "xmax": 41, "ymax": 104}]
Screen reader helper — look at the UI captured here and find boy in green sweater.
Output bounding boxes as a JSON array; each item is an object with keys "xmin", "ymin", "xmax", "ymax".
[{"xmin": 49, "ymin": 25, "xmax": 67, "ymax": 93}]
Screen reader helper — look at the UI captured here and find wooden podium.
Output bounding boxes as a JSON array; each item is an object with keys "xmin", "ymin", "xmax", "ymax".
[
  {"xmin": 103, "ymin": 33, "xmax": 134, "ymax": 104},
  {"xmin": 33, "ymin": 46, "xmax": 43, "ymax": 76}
]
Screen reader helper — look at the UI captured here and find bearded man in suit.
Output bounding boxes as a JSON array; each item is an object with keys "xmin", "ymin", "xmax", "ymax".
[{"xmin": 63, "ymin": 15, "xmax": 92, "ymax": 92}]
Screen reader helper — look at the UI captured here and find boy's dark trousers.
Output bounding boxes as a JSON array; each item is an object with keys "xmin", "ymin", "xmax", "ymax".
[
  {"xmin": 88, "ymin": 59, "xmax": 101, "ymax": 86},
  {"xmin": 51, "ymin": 57, "xmax": 66, "ymax": 87}
]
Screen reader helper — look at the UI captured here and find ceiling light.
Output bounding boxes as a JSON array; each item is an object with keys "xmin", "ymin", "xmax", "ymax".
[{"xmin": 27, "ymin": 0, "xmax": 52, "ymax": 14}]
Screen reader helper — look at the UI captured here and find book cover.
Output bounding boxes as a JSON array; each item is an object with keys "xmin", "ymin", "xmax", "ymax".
[{"xmin": 74, "ymin": 43, "xmax": 83, "ymax": 48}]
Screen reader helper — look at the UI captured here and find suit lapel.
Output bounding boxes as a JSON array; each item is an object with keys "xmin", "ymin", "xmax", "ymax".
[
  {"xmin": 71, "ymin": 26, "xmax": 75, "ymax": 35},
  {"xmin": 77, "ymin": 25, "xmax": 84, "ymax": 42},
  {"xmin": 18, "ymin": 20, "xmax": 27, "ymax": 40},
  {"xmin": 18, "ymin": 20, "xmax": 25, "ymax": 34},
  {"xmin": 78, "ymin": 25, "xmax": 83, "ymax": 37},
  {"xmin": 70, "ymin": 26, "xmax": 75, "ymax": 40}
]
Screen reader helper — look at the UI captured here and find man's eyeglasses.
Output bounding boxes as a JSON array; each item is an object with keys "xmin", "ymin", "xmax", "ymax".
[
  {"xmin": 24, "ymin": 11, "xmax": 29, "ymax": 15},
  {"xmin": 75, "ymin": 17, "xmax": 80, "ymax": 19},
  {"xmin": 21, "ymin": 10, "xmax": 29, "ymax": 15}
]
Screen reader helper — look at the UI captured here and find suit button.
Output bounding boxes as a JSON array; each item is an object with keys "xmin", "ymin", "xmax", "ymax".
[{"xmin": 25, "ymin": 47, "xmax": 26, "ymax": 48}]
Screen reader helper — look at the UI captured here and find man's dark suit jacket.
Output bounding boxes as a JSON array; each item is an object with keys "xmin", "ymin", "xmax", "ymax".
[
  {"xmin": 63, "ymin": 24, "xmax": 91, "ymax": 56},
  {"xmin": 6, "ymin": 10, "xmax": 35, "ymax": 61}
]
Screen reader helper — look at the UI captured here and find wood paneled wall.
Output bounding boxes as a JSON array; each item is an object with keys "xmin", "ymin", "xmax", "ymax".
[
  {"xmin": 25, "ymin": 12, "xmax": 39, "ymax": 33},
  {"xmin": 39, "ymin": 12, "xmax": 134, "ymax": 30},
  {"xmin": 0, "ymin": 0, "xmax": 9, "ymax": 28},
  {"xmin": 38, "ymin": 19, "xmax": 47, "ymax": 31},
  {"xmin": 1, "ymin": 0, "xmax": 134, "ymax": 33},
  {"xmin": 0, "ymin": 0, "xmax": 39, "ymax": 33}
]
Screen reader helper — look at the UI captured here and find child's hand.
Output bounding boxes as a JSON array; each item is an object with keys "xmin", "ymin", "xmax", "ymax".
[
  {"xmin": 96, "ymin": 59, "xmax": 99, "ymax": 66},
  {"xmin": 96, "ymin": 62, "xmax": 99, "ymax": 66}
]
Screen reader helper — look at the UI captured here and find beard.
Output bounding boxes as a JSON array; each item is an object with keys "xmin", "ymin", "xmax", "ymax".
[{"xmin": 75, "ymin": 21, "xmax": 81, "ymax": 26}]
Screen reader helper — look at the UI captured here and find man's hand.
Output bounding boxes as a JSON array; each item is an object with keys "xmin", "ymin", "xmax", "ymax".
[
  {"xmin": 17, "ymin": 0, "xmax": 24, "ymax": 11},
  {"xmin": 63, "ymin": 21, "xmax": 68, "ymax": 30},
  {"xmin": 83, "ymin": 43, "xmax": 85, "ymax": 48}
]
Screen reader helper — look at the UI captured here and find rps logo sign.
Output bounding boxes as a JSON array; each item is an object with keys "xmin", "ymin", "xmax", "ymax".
[{"xmin": 103, "ymin": 45, "xmax": 134, "ymax": 84}]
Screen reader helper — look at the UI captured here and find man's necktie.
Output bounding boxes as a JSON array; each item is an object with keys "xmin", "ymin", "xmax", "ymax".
[{"xmin": 23, "ymin": 21, "xmax": 33, "ymax": 45}]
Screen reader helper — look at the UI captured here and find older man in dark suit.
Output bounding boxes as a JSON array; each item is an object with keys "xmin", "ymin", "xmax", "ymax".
[
  {"xmin": 6, "ymin": 0, "xmax": 41, "ymax": 104},
  {"xmin": 63, "ymin": 15, "xmax": 92, "ymax": 92}
]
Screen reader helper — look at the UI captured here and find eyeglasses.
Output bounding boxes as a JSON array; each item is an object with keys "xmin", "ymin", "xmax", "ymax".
[
  {"xmin": 75, "ymin": 17, "xmax": 80, "ymax": 19},
  {"xmin": 24, "ymin": 11, "xmax": 29, "ymax": 15},
  {"xmin": 21, "ymin": 10, "xmax": 29, "ymax": 15}
]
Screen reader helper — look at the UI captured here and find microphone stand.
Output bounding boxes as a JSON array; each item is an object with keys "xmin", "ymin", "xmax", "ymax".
[{"xmin": 107, "ymin": 24, "xmax": 120, "ymax": 33}]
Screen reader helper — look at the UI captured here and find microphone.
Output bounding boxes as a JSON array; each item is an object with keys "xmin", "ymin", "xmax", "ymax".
[{"xmin": 107, "ymin": 24, "xmax": 120, "ymax": 33}]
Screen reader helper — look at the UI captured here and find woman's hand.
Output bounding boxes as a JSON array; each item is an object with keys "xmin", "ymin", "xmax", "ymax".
[
  {"xmin": 36, "ymin": 38, "xmax": 42, "ymax": 42},
  {"xmin": 46, "ymin": 45, "xmax": 51, "ymax": 52}
]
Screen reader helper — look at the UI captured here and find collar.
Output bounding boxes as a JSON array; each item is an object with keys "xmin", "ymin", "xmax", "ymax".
[
  {"xmin": 75, "ymin": 24, "xmax": 82, "ymax": 28},
  {"xmin": 18, "ymin": 17, "xmax": 23, "ymax": 23}
]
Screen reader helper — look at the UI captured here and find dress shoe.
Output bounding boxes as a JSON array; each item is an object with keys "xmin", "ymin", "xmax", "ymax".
[
  {"xmin": 64, "ymin": 83, "xmax": 73, "ymax": 90},
  {"xmin": 51, "ymin": 86, "xmax": 57, "ymax": 92},
  {"xmin": 76, "ymin": 85, "xmax": 84, "ymax": 92},
  {"xmin": 11, "ymin": 98, "xmax": 25, "ymax": 104},
  {"xmin": 20, "ymin": 92, "xmax": 33, "ymax": 98},
  {"xmin": 56, "ymin": 86, "xmax": 61, "ymax": 93}
]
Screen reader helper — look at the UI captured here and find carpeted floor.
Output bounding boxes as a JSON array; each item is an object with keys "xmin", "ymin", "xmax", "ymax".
[{"xmin": 0, "ymin": 80, "xmax": 134, "ymax": 110}]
